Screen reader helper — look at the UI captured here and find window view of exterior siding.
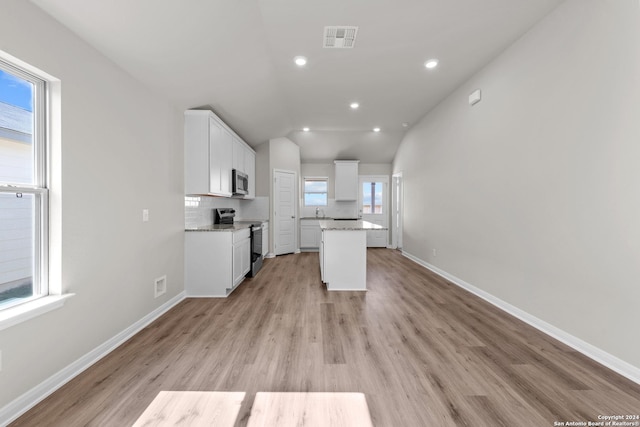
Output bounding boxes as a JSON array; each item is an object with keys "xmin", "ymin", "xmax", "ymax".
[
  {"xmin": 304, "ymin": 178, "xmax": 328, "ymax": 206},
  {"xmin": 0, "ymin": 74, "xmax": 35, "ymax": 304}
]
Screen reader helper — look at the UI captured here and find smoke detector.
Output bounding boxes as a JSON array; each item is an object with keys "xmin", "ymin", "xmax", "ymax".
[{"xmin": 323, "ymin": 26, "xmax": 359, "ymax": 48}]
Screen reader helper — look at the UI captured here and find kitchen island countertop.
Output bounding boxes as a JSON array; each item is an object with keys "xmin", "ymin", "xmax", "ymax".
[{"xmin": 318, "ymin": 220, "xmax": 387, "ymax": 231}]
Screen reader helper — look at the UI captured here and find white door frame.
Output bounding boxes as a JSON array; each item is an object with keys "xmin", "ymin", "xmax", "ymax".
[
  {"xmin": 358, "ymin": 175, "xmax": 389, "ymax": 247},
  {"xmin": 392, "ymin": 172, "xmax": 403, "ymax": 250},
  {"xmin": 273, "ymin": 168, "xmax": 298, "ymax": 256}
]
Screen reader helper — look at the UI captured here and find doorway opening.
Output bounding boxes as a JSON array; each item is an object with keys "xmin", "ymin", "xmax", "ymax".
[
  {"xmin": 391, "ymin": 172, "xmax": 403, "ymax": 250},
  {"xmin": 358, "ymin": 175, "xmax": 389, "ymax": 247}
]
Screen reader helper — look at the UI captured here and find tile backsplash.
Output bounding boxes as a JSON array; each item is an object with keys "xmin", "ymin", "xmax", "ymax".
[
  {"xmin": 300, "ymin": 199, "xmax": 358, "ymax": 219},
  {"xmin": 185, "ymin": 196, "xmax": 269, "ymax": 228},
  {"xmin": 185, "ymin": 195, "xmax": 357, "ymax": 228}
]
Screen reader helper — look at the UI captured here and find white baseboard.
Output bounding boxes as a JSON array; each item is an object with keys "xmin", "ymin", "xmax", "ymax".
[
  {"xmin": 0, "ymin": 292, "xmax": 186, "ymax": 427},
  {"xmin": 401, "ymin": 251, "xmax": 640, "ymax": 385}
]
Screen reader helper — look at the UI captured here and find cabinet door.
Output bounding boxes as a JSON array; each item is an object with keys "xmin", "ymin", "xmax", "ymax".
[
  {"xmin": 185, "ymin": 232, "xmax": 233, "ymax": 296},
  {"xmin": 335, "ymin": 161, "xmax": 359, "ymax": 201},
  {"xmin": 245, "ymin": 147, "xmax": 255, "ymax": 199},
  {"xmin": 219, "ymin": 128, "xmax": 233, "ymax": 196},
  {"xmin": 233, "ymin": 138, "xmax": 244, "ymax": 172},
  {"xmin": 184, "ymin": 112, "xmax": 211, "ymax": 195},
  {"xmin": 319, "ymin": 231, "xmax": 324, "ymax": 281},
  {"xmin": 209, "ymin": 118, "xmax": 223, "ymax": 194},
  {"xmin": 242, "ymin": 238, "xmax": 251, "ymax": 276},
  {"xmin": 300, "ymin": 225, "xmax": 317, "ymax": 248},
  {"xmin": 262, "ymin": 225, "xmax": 269, "ymax": 256},
  {"xmin": 233, "ymin": 240, "xmax": 245, "ymax": 286}
]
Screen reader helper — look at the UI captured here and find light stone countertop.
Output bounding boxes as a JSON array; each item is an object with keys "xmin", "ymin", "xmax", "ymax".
[
  {"xmin": 318, "ymin": 220, "xmax": 388, "ymax": 231},
  {"xmin": 185, "ymin": 223, "xmax": 253, "ymax": 232},
  {"xmin": 235, "ymin": 219, "xmax": 269, "ymax": 224}
]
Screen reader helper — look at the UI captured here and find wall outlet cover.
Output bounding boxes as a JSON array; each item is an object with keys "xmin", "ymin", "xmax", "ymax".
[{"xmin": 154, "ymin": 276, "xmax": 167, "ymax": 298}]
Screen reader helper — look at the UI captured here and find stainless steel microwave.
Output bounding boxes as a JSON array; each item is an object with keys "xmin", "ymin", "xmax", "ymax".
[{"xmin": 232, "ymin": 169, "xmax": 249, "ymax": 195}]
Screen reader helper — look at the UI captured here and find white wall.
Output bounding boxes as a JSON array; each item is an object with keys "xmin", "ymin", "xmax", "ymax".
[
  {"xmin": 0, "ymin": 0, "xmax": 184, "ymax": 410},
  {"xmin": 393, "ymin": 0, "xmax": 640, "ymax": 368},
  {"xmin": 254, "ymin": 141, "xmax": 270, "ymax": 197}
]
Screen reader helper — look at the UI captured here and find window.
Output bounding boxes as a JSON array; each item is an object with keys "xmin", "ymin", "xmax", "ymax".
[
  {"xmin": 0, "ymin": 59, "xmax": 48, "ymax": 311},
  {"xmin": 362, "ymin": 181, "xmax": 383, "ymax": 214},
  {"xmin": 303, "ymin": 177, "xmax": 328, "ymax": 206}
]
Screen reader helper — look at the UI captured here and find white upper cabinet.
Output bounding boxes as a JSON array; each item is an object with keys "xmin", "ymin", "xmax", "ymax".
[
  {"xmin": 334, "ymin": 160, "xmax": 359, "ymax": 201},
  {"xmin": 184, "ymin": 110, "xmax": 254, "ymax": 198},
  {"xmin": 232, "ymin": 137, "xmax": 244, "ymax": 172},
  {"xmin": 185, "ymin": 110, "xmax": 232, "ymax": 196},
  {"xmin": 217, "ymin": 126, "xmax": 233, "ymax": 196},
  {"xmin": 244, "ymin": 146, "xmax": 255, "ymax": 199}
]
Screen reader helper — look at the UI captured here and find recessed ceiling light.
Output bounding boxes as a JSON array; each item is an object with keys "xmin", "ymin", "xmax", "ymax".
[
  {"xmin": 373, "ymin": 127, "xmax": 381, "ymax": 132},
  {"xmin": 424, "ymin": 59, "xmax": 439, "ymax": 69},
  {"xmin": 350, "ymin": 102, "xmax": 359, "ymax": 109},
  {"xmin": 294, "ymin": 56, "xmax": 307, "ymax": 67},
  {"xmin": 302, "ymin": 127, "xmax": 310, "ymax": 132}
]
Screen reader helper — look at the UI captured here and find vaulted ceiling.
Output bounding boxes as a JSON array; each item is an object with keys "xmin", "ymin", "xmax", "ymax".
[{"xmin": 30, "ymin": 0, "xmax": 563, "ymax": 163}]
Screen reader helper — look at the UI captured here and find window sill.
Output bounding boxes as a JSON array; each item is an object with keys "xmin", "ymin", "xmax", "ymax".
[{"xmin": 0, "ymin": 294, "xmax": 75, "ymax": 331}]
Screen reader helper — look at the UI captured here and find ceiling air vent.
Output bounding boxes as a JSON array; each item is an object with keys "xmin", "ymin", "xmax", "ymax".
[{"xmin": 323, "ymin": 26, "xmax": 359, "ymax": 48}]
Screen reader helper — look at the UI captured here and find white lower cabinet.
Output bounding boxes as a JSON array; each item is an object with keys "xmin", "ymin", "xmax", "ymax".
[
  {"xmin": 319, "ymin": 231, "xmax": 324, "ymax": 281},
  {"xmin": 300, "ymin": 219, "xmax": 322, "ymax": 249},
  {"xmin": 233, "ymin": 229, "xmax": 251, "ymax": 286},
  {"xmin": 262, "ymin": 223, "xmax": 269, "ymax": 257},
  {"xmin": 185, "ymin": 228, "xmax": 250, "ymax": 297}
]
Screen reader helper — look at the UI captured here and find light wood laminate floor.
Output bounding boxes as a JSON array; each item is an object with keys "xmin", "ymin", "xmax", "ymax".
[{"xmin": 11, "ymin": 249, "xmax": 640, "ymax": 426}]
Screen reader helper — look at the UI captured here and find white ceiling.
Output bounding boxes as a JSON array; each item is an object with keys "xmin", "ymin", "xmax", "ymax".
[{"xmin": 30, "ymin": 0, "xmax": 563, "ymax": 163}]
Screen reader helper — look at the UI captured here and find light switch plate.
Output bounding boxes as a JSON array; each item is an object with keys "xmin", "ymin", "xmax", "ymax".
[
  {"xmin": 142, "ymin": 209, "xmax": 149, "ymax": 222},
  {"xmin": 469, "ymin": 89, "xmax": 481, "ymax": 106}
]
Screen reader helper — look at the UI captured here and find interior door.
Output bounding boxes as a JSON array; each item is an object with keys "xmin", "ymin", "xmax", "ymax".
[
  {"xmin": 359, "ymin": 176, "xmax": 388, "ymax": 247},
  {"xmin": 274, "ymin": 170, "xmax": 297, "ymax": 255}
]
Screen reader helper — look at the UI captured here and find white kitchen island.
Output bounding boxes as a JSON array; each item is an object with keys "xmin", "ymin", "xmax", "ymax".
[{"xmin": 318, "ymin": 220, "xmax": 387, "ymax": 291}]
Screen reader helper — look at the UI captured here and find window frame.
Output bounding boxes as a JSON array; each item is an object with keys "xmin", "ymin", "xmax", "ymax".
[
  {"xmin": 0, "ymin": 58, "xmax": 49, "ymax": 311},
  {"xmin": 303, "ymin": 176, "xmax": 328, "ymax": 207}
]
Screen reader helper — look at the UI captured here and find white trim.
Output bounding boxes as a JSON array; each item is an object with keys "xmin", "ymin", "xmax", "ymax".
[
  {"xmin": 0, "ymin": 294, "xmax": 74, "ymax": 331},
  {"xmin": 391, "ymin": 172, "xmax": 403, "ymax": 250},
  {"xmin": 401, "ymin": 251, "xmax": 640, "ymax": 386},
  {"xmin": 0, "ymin": 292, "xmax": 186, "ymax": 426},
  {"xmin": 186, "ymin": 293, "xmax": 228, "ymax": 298}
]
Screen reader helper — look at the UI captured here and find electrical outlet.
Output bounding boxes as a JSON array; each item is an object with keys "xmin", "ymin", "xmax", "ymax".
[
  {"xmin": 432, "ymin": 248, "xmax": 437, "ymax": 257},
  {"xmin": 142, "ymin": 209, "xmax": 149, "ymax": 222},
  {"xmin": 154, "ymin": 275, "xmax": 167, "ymax": 298}
]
